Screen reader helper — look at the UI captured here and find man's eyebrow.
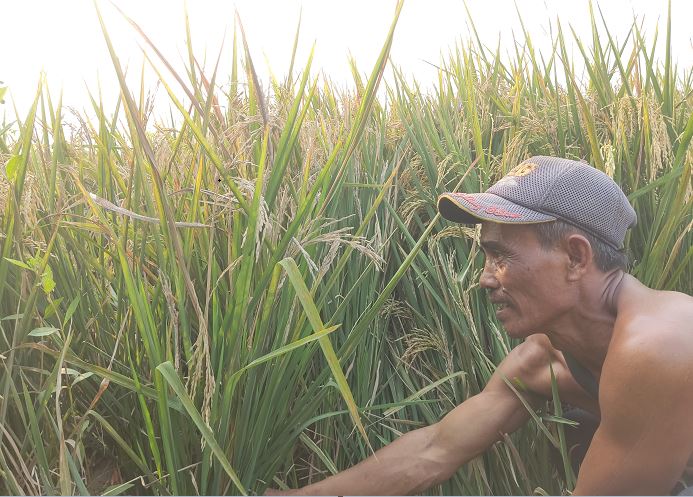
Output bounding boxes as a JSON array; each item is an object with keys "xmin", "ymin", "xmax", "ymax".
[{"xmin": 479, "ymin": 240, "xmax": 505, "ymax": 251}]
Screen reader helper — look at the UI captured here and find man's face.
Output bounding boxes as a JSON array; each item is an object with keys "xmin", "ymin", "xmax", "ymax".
[{"xmin": 479, "ymin": 222, "xmax": 572, "ymax": 338}]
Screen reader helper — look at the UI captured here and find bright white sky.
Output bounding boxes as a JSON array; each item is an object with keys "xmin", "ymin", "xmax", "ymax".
[{"xmin": 1, "ymin": 0, "xmax": 692, "ymax": 118}]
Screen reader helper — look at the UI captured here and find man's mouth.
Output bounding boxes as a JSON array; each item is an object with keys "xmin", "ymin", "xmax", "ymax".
[{"xmin": 494, "ymin": 302, "xmax": 509, "ymax": 311}]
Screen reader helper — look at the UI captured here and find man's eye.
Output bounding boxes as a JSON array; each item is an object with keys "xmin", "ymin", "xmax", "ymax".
[
  {"xmin": 493, "ymin": 252, "xmax": 509, "ymax": 266},
  {"xmin": 481, "ymin": 248, "xmax": 508, "ymax": 267}
]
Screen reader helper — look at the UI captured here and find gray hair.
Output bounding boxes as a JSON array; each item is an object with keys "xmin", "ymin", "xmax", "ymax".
[{"xmin": 534, "ymin": 220, "xmax": 629, "ymax": 272}]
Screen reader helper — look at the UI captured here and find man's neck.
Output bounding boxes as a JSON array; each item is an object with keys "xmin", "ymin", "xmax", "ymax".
[{"xmin": 546, "ymin": 269, "xmax": 628, "ymax": 378}]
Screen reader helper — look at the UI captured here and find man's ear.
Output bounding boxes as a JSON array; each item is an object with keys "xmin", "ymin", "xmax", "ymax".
[{"xmin": 563, "ymin": 234, "xmax": 592, "ymax": 280}]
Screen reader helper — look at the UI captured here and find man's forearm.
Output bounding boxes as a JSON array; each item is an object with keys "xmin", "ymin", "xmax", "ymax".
[
  {"xmin": 290, "ymin": 424, "xmax": 455, "ymax": 496},
  {"xmin": 277, "ymin": 390, "xmax": 530, "ymax": 495}
]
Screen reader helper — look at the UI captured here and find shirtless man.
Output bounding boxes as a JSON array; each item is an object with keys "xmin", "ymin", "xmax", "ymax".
[{"xmin": 271, "ymin": 156, "xmax": 693, "ymax": 495}]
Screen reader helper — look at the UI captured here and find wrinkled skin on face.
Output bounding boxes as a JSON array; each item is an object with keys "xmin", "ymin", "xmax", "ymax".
[{"xmin": 479, "ymin": 222, "xmax": 577, "ymax": 338}]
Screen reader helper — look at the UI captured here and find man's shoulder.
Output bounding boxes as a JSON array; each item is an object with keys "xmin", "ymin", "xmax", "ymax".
[
  {"xmin": 614, "ymin": 285, "xmax": 693, "ymax": 346},
  {"xmin": 603, "ymin": 289, "xmax": 693, "ymax": 405}
]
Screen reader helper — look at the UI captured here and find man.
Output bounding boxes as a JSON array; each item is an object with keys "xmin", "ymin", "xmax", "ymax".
[{"xmin": 271, "ymin": 156, "xmax": 693, "ymax": 495}]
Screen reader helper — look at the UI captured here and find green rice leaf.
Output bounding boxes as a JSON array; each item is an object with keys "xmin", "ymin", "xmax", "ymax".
[
  {"xmin": 279, "ymin": 257, "xmax": 373, "ymax": 452},
  {"xmin": 64, "ymin": 294, "xmax": 81, "ymax": 323},
  {"xmin": 3, "ymin": 257, "xmax": 31, "ymax": 270},
  {"xmin": 229, "ymin": 324, "xmax": 341, "ymax": 385},
  {"xmin": 102, "ymin": 483, "xmax": 135, "ymax": 496},
  {"xmin": 156, "ymin": 361, "xmax": 247, "ymax": 495},
  {"xmin": 4, "ymin": 155, "xmax": 20, "ymax": 182},
  {"xmin": 28, "ymin": 327, "xmax": 59, "ymax": 337}
]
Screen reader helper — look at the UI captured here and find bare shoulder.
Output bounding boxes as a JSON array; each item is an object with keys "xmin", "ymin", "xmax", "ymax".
[
  {"xmin": 603, "ymin": 277, "xmax": 693, "ymax": 366},
  {"xmin": 617, "ymin": 279, "xmax": 693, "ymax": 326},
  {"xmin": 602, "ymin": 288, "xmax": 693, "ymax": 410}
]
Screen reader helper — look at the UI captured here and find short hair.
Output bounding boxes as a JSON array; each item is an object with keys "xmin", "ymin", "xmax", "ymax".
[{"xmin": 533, "ymin": 220, "xmax": 629, "ymax": 272}]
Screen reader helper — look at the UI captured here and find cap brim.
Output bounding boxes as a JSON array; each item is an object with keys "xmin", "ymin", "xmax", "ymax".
[{"xmin": 438, "ymin": 192, "xmax": 557, "ymax": 225}]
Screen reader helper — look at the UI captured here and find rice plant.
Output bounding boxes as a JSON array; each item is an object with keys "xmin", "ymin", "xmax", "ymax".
[{"xmin": 0, "ymin": 1, "xmax": 690, "ymax": 495}]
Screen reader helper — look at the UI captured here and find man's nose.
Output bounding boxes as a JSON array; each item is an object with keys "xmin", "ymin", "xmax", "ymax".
[{"xmin": 479, "ymin": 261, "xmax": 500, "ymax": 290}]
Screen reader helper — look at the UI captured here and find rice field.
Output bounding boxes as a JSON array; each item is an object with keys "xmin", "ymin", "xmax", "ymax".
[{"xmin": 0, "ymin": 2, "xmax": 691, "ymax": 495}]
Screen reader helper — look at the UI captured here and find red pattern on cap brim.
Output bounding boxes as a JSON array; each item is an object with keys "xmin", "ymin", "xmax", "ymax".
[{"xmin": 438, "ymin": 192, "xmax": 557, "ymax": 225}]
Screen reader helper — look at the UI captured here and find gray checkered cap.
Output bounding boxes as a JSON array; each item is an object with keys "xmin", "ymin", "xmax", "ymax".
[{"xmin": 437, "ymin": 156, "xmax": 637, "ymax": 250}]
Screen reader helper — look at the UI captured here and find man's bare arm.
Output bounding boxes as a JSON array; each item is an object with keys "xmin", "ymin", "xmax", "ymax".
[
  {"xmin": 272, "ymin": 337, "xmax": 556, "ymax": 496},
  {"xmin": 282, "ymin": 392, "xmax": 529, "ymax": 495}
]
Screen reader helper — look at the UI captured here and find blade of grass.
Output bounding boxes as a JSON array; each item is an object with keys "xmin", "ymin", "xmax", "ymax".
[
  {"xmin": 156, "ymin": 361, "xmax": 247, "ymax": 495},
  {"xmin": 279, "ymin": 257, "xmax": 373, "ymax": 453}
]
